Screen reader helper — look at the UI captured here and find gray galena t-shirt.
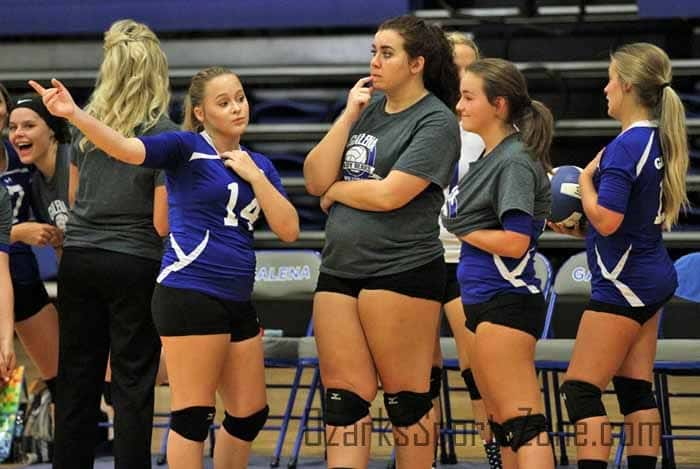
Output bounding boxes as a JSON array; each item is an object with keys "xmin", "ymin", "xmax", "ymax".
[
  {"xmin": 31, "ymin": 144, "xmax": 71, "ymax": 231},
  {"xmin": 441, "ymin": 133, "xmax": 551, "ymax": 236},
  {"xmin": 322, "ymin": 93, "xmax": 460, "ymax": 278},
  {"xmin": 0, "ymin": 185, "xmax": 11, "ymax": 248},
  {"xmin": 65, "ymin": 117, "xmax": 178, "ymax": 261}
]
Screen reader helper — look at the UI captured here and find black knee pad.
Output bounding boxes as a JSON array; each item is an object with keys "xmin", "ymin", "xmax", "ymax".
[
  {"xmin": 383, "ymin": 390, "xmax": 432, "ymax": 427},
  {"xmin": 170, "ymin": 406, "xmax": 215, "ymax": 442},
  {"xmin": 560, "ymin": 380, "xmax": 607, "ymax": 423},
  {"xmin": 461, "ymin": 368, "xmax": 482, "ymax": 401},
  {"xmin": 489, "ymin": 420, "xmax": 507, "ymax": 447},
  {"xmin": 612, "ymin": 376, "xmax": 657, "ymax": 416},
  {"xmin": 429, "ymin": 367, "xmax": 442, "ymax": 400},
  {"xmin": 324, "ymin": 388, "xmax": 371, "ymax": 427},
  {"xmin": 222, "ymin": 405, "xmax": 269, "ymax": 442},
  {"xmin": 502, "ymin": 413, "xmax": 547, "ymax": 452}
]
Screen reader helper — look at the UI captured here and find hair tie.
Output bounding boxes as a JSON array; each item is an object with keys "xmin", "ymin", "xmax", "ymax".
[{"xmin": 661, "ymin": 82, "xmax": 671, "ymax": 89}]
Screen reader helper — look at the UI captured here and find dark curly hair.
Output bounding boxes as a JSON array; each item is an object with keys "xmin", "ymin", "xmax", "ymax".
[{"xmin": 379, "ymin": 15, "xmax": 460, "ymax": 110}]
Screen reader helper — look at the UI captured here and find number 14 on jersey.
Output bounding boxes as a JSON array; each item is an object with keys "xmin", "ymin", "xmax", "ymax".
[{"xmin": 224, "ymin": 182, "xmax": 261, "ymax": 230}]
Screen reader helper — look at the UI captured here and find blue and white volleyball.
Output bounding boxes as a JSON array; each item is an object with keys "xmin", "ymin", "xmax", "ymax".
[{"xmin": 549, "ymin": 165, "xmax": 584, "ymax": 228}]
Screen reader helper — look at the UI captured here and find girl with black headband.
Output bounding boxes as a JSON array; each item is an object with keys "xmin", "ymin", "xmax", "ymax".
[
  {"xmin": 0, "ymin": 94, "xmax": 66, "ymax": 402},
  {"xmin": 10, "ymin": 95, "xmax": 72, "ymax": 235}
]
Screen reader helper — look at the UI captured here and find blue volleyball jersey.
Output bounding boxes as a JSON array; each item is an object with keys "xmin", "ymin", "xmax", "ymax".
[
  {"xmin": 458, "ymin": 218, "xmax": 546, "ymax": 304},
  {"xmin": 586, "ymin": 121, "xmax": 677, "ymax": 307},
  {"xmin": 1, "ymin": 140, "xmax": 40, "ymax": 284},
  {"xmin": 139, "ymin": 130, "xmax": 287, "ymax": 301}
]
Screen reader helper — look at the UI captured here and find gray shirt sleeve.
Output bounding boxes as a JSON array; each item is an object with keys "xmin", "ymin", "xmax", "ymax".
[
  {"xmin": 392, "ymin": 112, "xmax": 460, "ymax": 188},
  {"xmin": 155, "ymin": 170, "xmax": 166, "ymax": 187},
  {"xmin": 494, "ymin": 158, "xmax": 537, "ymax": 221},
  {"xmin": 0, "ymin": 186, "xmax": 12, "ymax": 250}
]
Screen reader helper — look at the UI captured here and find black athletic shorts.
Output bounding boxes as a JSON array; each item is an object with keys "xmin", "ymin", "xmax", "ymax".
[
  {"xmin": 316, "ymin": 256, "xmax": 445, "ymax": 302},
  {"xmin": 443, "ymin": 262, "xmax": 461, "ymax": 305},
  {"xmin": 464, "ymin": 292, "xmax": 546, "ymax": 340},
  {"xmin": 151, "ymin": 284, "xmax": 261, "ymax": 341},
  {"xmin": 586, "ymin": 293, "xmax": 673, "ymax": 326},
  {"xmin": 13, "ymin": 279, "xmax": 51, "ymax": 322}
]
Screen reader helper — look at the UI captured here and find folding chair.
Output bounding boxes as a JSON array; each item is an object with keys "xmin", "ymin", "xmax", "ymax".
[
  {"xmin": 288, "ymin": 334, "xmax": 323, "ymax": 469},
  {"xmin": 653, "ymin": 252, "xmax": 700, "ymax": 468},
  {"xmin": 537, "ymin": 251, "xmax": 590, "ymax": 466},
  {"xmin": 439, "ymin": 251, "xmax": 555, "ymax": 464},
  {"xmin": 534, "ymin": 251, "xmax": 554, "ymax": 301},
  {"xmin": 537, "ymin": 252, "xmax": 634, "ymax": 467},
  {"xmin": 253, "ymin": 250, "xmax": 321, "ymax": 467}
]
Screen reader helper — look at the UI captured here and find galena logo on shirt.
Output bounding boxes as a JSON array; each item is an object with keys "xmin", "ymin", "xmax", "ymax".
[
  {"xmin": 48, "ymin": 199, "xmax": 69, "ymax": 232},
  {"xmin": 343, "ymin": 133, "xmax": 380, "ymax": 180},
  {"xmin": 256, "ymin": 265, "xmax": 312, "ymax": 282}
]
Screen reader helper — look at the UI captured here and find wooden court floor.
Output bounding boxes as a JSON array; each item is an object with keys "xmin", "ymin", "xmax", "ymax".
[{"xmin": 5, "ymin": 345, "xmax": 700, "ymax": 466}]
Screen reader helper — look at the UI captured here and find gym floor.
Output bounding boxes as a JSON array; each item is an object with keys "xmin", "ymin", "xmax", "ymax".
[{"xmin": 3, "ymin": 344, "xmax": 699, "ymax": 468}]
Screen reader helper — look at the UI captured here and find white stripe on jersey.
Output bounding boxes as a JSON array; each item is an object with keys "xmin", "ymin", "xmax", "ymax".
[
  {"xmin": 189, "ymin": 152, "xmax": 220, "ymax": 161},
  {"xmin": 493, "ymin": 249, "xmax": 540, "ymax": 294},
  {"xmin": 1, "ymin": 168, "xmax": 31, "ymax": 176},
  {"xmin": 635, "ymin": 131, "xmax": 655, "ymax": 177},
  {"xmin": 157, "ymin": 230, "xmax": 210, "ymax": 283},
  {"xmin": 594, "ymin": 244, "xmax": 644, "ymax": 307}
]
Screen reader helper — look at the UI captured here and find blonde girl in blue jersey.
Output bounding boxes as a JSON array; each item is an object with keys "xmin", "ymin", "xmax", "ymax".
[
  {"xmin": 551, "ymin": 43, "xmax": 688, "ymax": 469},
  {"xmin": 31, "ymin": 66, "xmax": 299, "ymax": 469}
]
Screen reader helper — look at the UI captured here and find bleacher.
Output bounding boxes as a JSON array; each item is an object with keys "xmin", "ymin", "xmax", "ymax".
[{"xmin": 3, "ymin": 0, "xmax": 699, "ymax": 256}]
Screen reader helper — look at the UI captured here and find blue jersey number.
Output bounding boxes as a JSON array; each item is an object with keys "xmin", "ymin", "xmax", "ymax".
[{"xmin": 225, "ymin": 182, "xmax": 261, "ymax": 230}]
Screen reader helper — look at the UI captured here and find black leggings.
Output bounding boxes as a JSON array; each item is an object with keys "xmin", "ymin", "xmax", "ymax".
[{"xmin": 53, "ymin": 247, "xmax": 161, "ymax": 469}]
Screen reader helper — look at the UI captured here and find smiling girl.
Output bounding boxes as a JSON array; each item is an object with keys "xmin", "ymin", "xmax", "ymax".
[
  {"xmin": 442, "ymin": 58, "xmax": 554, "ymax": 469},
  {"xmin": 0, "ymin": 94, "xmax": 63, "ymax": 407}
]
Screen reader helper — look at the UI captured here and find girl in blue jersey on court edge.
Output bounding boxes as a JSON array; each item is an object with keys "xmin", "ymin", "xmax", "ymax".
[
  {"xmin": 550, "ymin": 43, "xmax": 689, "ymax": 469},
  {"xmin": 31, "ymin": 67, "xmax": 299, "ymax": 469}
]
